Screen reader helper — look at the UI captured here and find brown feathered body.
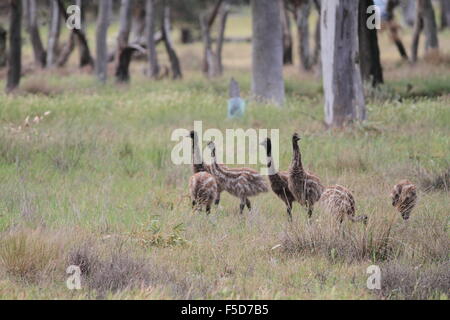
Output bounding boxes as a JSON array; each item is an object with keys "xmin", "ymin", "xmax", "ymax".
[
  {"xmin": 261, "ymin": 138, "xmax": 296, "ymax": 220},
  {"xmin": 189, "ymin": 131, "xmax": 224, "ymax": 205},
  {"xmin": 207, "ymin": 142, "xmax": 268, "ymax": 214},
  {"xmin": 320, "ymin": 185, "xmax": 367, "ymax": 224},
  {"xmin": 189, "ymin": 172, "xmax": 218, "ymax": 214},
  {"xmin": 391, "ymin": 180, "xmax": 417, "ymax": 220},
  {"xmin": 288, "ymin": 134, "xmax": 324, "ymax": 218}
]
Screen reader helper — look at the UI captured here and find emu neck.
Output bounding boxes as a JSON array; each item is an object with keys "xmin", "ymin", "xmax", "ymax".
[
  {"xmin": 292, "ymin": 140, "xmax": 303, "ymax": 170},
  {"xmin": 264, "ymin": 146, "xmax": 277, "ymax": 176},
  {"xmin": 191, "ymin": 138, "xmax": 204, "ymax": 172}
]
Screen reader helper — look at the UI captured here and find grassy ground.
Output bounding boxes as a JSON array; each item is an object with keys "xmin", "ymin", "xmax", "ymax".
[{"xmin": 0, "ymin": 9, "xmax": 449, "ymax": 300}]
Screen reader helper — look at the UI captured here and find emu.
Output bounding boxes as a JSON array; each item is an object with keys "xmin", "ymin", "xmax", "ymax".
[
  {"xmin": 188, "ymin": 130, "xmax": 223, "ymax": 206},
  {"xmin": 288, "ymin": 133, "xmax": 324, "ymax": 218},
  {"xmin": 260, "ymin": 138, "xmax": 296, "ymax": 221},
  {"xmin": 207, "ymin": 141, "xmax": 268, "ymax": 214},
  {"xmin": 391, "ymin": 180, "xmax": 417, "ymax": 220},
  {"xmin": 320, "ymin": 185, "xmax": 368, "ymax": 225},
  {"xmin": 189, "ymin": 172, "xmax": 218, "ymax": 214}
]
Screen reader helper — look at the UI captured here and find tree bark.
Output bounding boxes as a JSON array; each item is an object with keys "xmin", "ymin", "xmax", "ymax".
[
  {"xmin": 411, "ymin": 0, "xmax": 424, "ymax": 63},
  {"xmin": 279, "ymin": 0, "xmax": 293, "ymax": 65},
  {"xmin": 47, "ymin": 0, "xmax": 61, "ymax": 68},
  {"xmin": 401, "ymin": 0, "xmax": 416, "ymax": 26},
  {"xmin": 6, "ymin": 0, "xmax": 22, "ymax": 93},
  {"xmin": 312, "ymin": 0, "xmax": 321, "ymax": 67},
  {"xmin": 115, "ymin": 45, "xmax": 144, "ymax": 82},
  {"xmin": 251, "ymin": 0, "xmax": 285, "ymax": 106},
  {"xmin": 0, "ymin": 24, "xmax": 6, "ymax": 68},
  {"xmin": 441, "ymin": 0, "xmax": 450, "ymax": 29},
  {"xmin": 96, "ymin": 0, "xmax": 111, "ymax": 83},
  {"xmin": 145, "ymin": 0, "xmax": 160, "ymax": 78},
  {"xmin": 200, "ymin": 0, "xmax": 226, "ymax": 77},
  {"xmin": 56, "ymin": 32, "xmax": 75, "ymax": 67},
  {"xmin": 216, "ymin": 5, "xmax": 229, "ymax": 75},
  {"xmin": 359, "ymin": 0, "xmax": 383, "ymax": 87},
  {"xmin": 387, "ymin": 0, "xmax": 409, "ymax": 60},
  {"xmin": 411, "ymin": 0, "xmax": 439, "ymax": 63},
  {"xmin": 117, "ymin": 0, "xmax": 133, "ymax": 50},
  {"xmin": 24, "ymin": 0, "xmax": 46, "ymax": 68},
  {"xmin": 295, "ymin": 0, "xmax": 312, "ymax": 71},
  {"xmin": 57, "ymin": 0, "xmax": 94, "ymax": 69},
  {"xmin": 421, "ymin": 0, "xmax": 439, "ymax": 51},
  {"xmin": 132, "ymin": 1, "xmax": 146, "ymax": 44},
  {"xmin": 321, "ymin": 0, "xmax": 365, "ymax": 127},
  {"xmin": 162, "ymin": 4, "xmax": 182, "ymax": 79}
]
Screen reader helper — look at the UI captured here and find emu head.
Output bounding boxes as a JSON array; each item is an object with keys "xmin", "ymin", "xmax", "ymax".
[
  {"xmin": 260, "ymin": 138, "xmax": 272, "ymax": 154},
  {"xmin": 187, "ymin": 130, "xmax": 198, "ymax": 141},
  {"xmin": 208, "ymin": 141, "xmax": 216, "ymax": 157},
  {"xmin": 292, "ymin": 133, "xmax": 301, "ymax": 143}
]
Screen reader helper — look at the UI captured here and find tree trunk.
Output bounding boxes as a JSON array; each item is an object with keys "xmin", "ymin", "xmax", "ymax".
[
  {"xmin": 216, "ymin": 5, "xmax": 229, "ymax": 75},
  {"xmin": 401, "ymin": 0, "xmax": 416, "ymax": 26},
  {"xmin": 6, "ymin": 0, "xmax": 22, "ymax": 93},
  {"xmin": 421, "ymin": 0, "xmax": 439, "ymax": 52},
  {"xmin": 279, "ymin": 0, "xmax": 293, "ymax": 65},
  {"xmin": 162, "ymin": 5, "xmax": 182, "ymax": 79},
  {"xmin": 56, "ymin": 32, "xmax": 75, "ymax": 67},
  {"xmin": 96, "ymin": 0, "xmax": 111, "ymax": 83},
  {"xmin": 251, "ymin": 0, "xmax": 285, "ymax": 106},
  {"xmin": 295, "ymin": 0, "xmax": 312, "ymax": 71},
  {"xmin": 387, "ymin": 0, "xmax": 409, "ymax": 60},
  {"xmin": 411, "ymin": 0, "xmax": 424, "ymax": 63},
  {"xmin": 359, "ymin": 0, "xmax": 383, "ymax": 87},
  {"xmin": 24, "ymin": 0, "xmax": 46, "ymax": 68},
  {"xmin": 411, "ymin": 0, "xmax": 439, "ymax": 63},
  {"xmin": 312, "ymin": 1, "xmax": 321, "ymax": 67},
  {"xmin": 321, "ymin": 0, "xmax": 365, "ymax": 127},
  {"xmin": 146, "ymin": 0, "xmax": 160, "ymax": 78},
  {"xmin": 132, "ymin": 1, "xmax": 146, "ymax": 44},
  {"xmin": 0, "ymin": 25, "xmax": 6, "ymax": 68},
  {"xmin": 115, "ymin": 45, "xmax": 142, "ymax": 82},
  {"xmin": 117, "ymin": 0, "xmax": 133, "ymax": 50},
  {"xmin": 200, "ymin": 0, "xmax": 225, "ymax": 77},
  {"xmin": 57, "ymin": 0, "xmax": 94, "ymax": 69},
  {"xmin": 47, "ymin": 0, "xmax": 61, "ymax": 68},
  {"xmin": 441, "ymin": 0, "xmax": 450, "ymax": 29}
]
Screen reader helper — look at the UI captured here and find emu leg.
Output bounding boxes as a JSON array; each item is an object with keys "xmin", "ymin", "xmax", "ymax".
[
  {"xmin": 206, "ymin": 204, "xmax": 211, "ymax": 215},
  {"xmin": 246, "ymin": 198, "xmax": 251, "ymax": 211},
  {"xmin": 286, "ymin": 200, "xmax": 293, "ymax": 222},
  {"xmin": 307, "ymin": 202, "xmax": 313, "ymax": 218},
  {"xmin": 214, "ymin": 192, "xmax": 221, "ymax": 206},
  {"xmin": 192, "ymin": 200, "xmax": 196, "ymax": 209},
  {"xmin": 239, "ymin": 199, "xmax": 246, "ymax": 215}
]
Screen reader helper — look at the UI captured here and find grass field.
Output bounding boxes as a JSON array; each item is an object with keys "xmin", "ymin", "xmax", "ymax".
[{"xmin": 0, "ymin": 9, "xmax": 449, "ymax": 299}]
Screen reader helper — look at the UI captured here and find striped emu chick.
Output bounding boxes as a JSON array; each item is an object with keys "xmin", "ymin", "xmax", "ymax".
[
  {"xmin": 189, "ymin": 172, "xmax": 218, "ymax": 214},
  {"xmin": 391, "ymin": 180, "xmax": 417, "ymax": 220},
  {"xmin": 288, "ymin": 133, "xmax": 324, "ymax": 218},
  {"xmin": 260, "ymin": 138, "xmax": 296, "ymax": 221},
  {"xmin": 320, "ymin": 185, "xmax": 368, "ymax": 224},
  {"xmin": 188, "ymin": 130, "xmax": 224, "ymax": 206},
  {"xmin": 207, "ymin": 141, "xmax": 268, "ymax": 214}
]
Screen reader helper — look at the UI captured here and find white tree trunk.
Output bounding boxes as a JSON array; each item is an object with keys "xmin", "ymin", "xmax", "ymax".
[
  {"xmin": 96, "ymin": 0, "xmax": 112, "ymax": 83},
  {"xmin": 421, "ymin": 0, "xmax": 439, "ymax": 51},
  {"xmin": 321, "ymin": 0, "xmax": 365, "ymax": 127},
  {"xmin": 146, "ymin": 0, "xmax": 160, "ymax": 78},
  {"xmin": 47, "ymin": 0, "xmax": 61, "ymax": 68},
  {"xmin": 251, "ymin": 0, "xmax": 285, "ymax": 106},
  {"xmin": 117, "ymin": 0, "xmax": 133, "ymax": 50}
]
